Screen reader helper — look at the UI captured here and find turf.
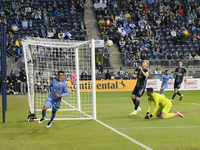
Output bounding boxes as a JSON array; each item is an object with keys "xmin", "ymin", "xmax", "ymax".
[{"xmin": 0, "ymin": 91, "xmax": 200, "ymax": 150}]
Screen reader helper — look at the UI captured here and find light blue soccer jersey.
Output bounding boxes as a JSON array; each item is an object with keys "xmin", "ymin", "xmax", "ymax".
[
  {"xmin": 160, "ymin": 74, "xmax": 173, "ymax": 88},
  {"xmin": 48, "ymin": 79, "xmax": 68, "ymax": 101}
]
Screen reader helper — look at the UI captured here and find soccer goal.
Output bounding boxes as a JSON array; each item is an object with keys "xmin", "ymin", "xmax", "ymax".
[{"xmin": 22, "ymin": 37, "xmax": 96, "ymax": 120}]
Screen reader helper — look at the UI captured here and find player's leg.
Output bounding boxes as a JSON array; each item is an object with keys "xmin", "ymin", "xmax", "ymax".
[
  {"xmin": 161, "ymin": 104, "xmax": 174, "ymax": 119},
  {"xmin": 156, "ymin": 106, "xmax": 163, "ymax": 117},
  {"xmin": 38, "ymin": 98, "xmax": 51, "ymax": 124},
  {"xmin": 171, "ymin": 88, "xmax": 178, "ymax": 102},
  {"xmin": 46, "ymin": 102, "xmax": 60, "ymax": 128},
  {"xmin": 129, "ymin": 94, "xmax": 137, "ymax": 115},
  {"xmin": 160, "ymin": 87, "xmax": 164, "ymax": 95}
]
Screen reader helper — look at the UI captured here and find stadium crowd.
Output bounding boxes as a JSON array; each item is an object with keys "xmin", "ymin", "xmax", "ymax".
[
  {"xmin": 1, "ymin": 0, "xmax": 86, "ymax": 61},
  {"xmin": 93, "ymin": 0, "xmax": 200, "ymax": 67}
]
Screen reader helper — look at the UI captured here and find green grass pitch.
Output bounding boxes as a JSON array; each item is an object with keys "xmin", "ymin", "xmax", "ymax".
[{"xmin": 0, "ymin": 91, "xmax": 200, "ymax": 150}]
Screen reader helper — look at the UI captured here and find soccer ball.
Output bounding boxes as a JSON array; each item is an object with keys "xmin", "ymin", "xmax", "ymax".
[{"xmin": 106, "ymin": 40, "xmax": 113, "ymax": 47}]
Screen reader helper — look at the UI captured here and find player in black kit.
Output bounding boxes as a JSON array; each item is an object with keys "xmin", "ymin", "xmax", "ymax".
[
  {"xmin": 130, "ymin": 60, "xmax": 149, "ymax": 115},
  {"xmin": 170, "ymin": 60, "xmax": 188, "ymax": 102}
]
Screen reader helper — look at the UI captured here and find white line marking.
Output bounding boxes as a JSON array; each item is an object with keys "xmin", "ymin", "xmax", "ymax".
[
  {"xmin": 191, "ymin": 103, "xmax": 200, "ymax": 105},
  {"xmin": 96, "ymin": 119, "xmax": 153, "ymax": 150},
  {"xmin": 117, "ymin": 126, "xmax": 200, "ymax": 130}
]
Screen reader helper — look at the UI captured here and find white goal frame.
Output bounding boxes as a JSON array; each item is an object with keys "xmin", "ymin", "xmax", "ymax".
[{"xmin": 22, "ymin": 37, "xmax": 96, "ymax": 120}]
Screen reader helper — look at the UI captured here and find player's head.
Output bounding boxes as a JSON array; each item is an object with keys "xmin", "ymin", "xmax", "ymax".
[
  {"xmin": 165, "ymin": 70, "xmax": 169, "ymax": 75},
  {"xmin": 146, "ymin": 87, "xmax": 154, "ymax": 96},
  {"xmin": 179, "ymin": 60, "xmax": 183, "ymax": 67},
  {"xmin": 57, "ymin": 71, "xmax": 64, "ymax": 81},
  {"xmin": 142, "ymin": 60, "xmax": 149, "ymax": 68}
]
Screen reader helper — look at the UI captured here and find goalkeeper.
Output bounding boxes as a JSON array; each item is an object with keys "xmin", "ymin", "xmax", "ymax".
[
  {"xmin": 145, "ymin": 88, "xmax": 184, "ymax": 119},
  {"xmin": 38, "ymin": 71, "xmax": 68, "ymax": 128}
]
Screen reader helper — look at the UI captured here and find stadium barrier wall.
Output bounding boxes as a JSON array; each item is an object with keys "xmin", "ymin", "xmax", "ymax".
[
  {"xmin": 66, "ymin": 78, "xmax": 200, "ymax": 92},
  {"xmin": 146, "ymin": 78, "xmax": 200, "ymax": 91}
]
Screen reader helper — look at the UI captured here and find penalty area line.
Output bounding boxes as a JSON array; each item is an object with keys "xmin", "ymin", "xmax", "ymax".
[
  {"xmin": 96, "ymin": 119, "xmax": 153, "ymax": 150},
  {"xmin": 117, "ymin": 126, "xmax": 200, "ymax": 130}
]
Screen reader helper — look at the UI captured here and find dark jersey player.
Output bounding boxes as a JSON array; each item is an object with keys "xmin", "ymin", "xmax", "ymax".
[
  {"xmin": 170, "ymin": 60, "xmax": 187, "ymax": 102},
  {"xmin": 130, "ymin": 60, "xmax": 149, "ymax": 115}
]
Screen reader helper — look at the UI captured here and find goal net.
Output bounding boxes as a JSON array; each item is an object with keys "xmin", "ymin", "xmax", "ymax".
[{"xmin": 22, "ymin": 37, "xmax": 96, "ymax": 120}]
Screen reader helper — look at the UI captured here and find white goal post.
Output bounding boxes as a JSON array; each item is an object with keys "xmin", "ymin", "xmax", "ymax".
[{"xmin": 22, "ymin": 37, "xmax": 96, "ymax": 120}]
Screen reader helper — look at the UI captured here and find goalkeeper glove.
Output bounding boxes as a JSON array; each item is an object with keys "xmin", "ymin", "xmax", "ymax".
[{"xmin": 145, "ymin": 113, "xmax": 153, "ymax": 119}]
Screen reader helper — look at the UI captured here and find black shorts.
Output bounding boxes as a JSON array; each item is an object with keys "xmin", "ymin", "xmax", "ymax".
[
  {"xmin": 174, "ymin": 82, "xmax": 182, "ymax": 89},
  {"xmin": 132, "ymin": 86, "xmax": 145, "ymax": 97}
]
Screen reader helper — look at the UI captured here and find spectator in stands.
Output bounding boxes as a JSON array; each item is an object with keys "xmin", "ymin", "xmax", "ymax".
[
  {"xmin": 18, "ymin": 46, "xmax": 23, "ymax": 57},
  {"xmin": 112, "ymin": 1, "xmax": 118, "ymax": 9},
  {"xmin": 103, "ymin": 51, "xmax": 110, "ymax": 67},
  {"xmin": 119, "ymin": 67, "xmax": 125, "ymax": 75},
  {"xmin": 8, "ymin": 70, "xmax": 17, "ymax": 94},
  {"xmin": 194, "ymin": 53, "xmax": 200, "ymax": 60},
  {"xmin": 152, "ymin": 44, "xmax": 160, "ymax": 55},
  {"xmin": 123, "ymin": 73, "xmax": 130, "ymax": 80},
  {"xmin": 19, "ymin": 69, "xmax": 27, "ymax": 94},
  {"xmin": 125, "ymin": 11, "xmax": 131, "ymax": 19},
  {"xmin": 70, "ymin": 5, "xmax": 76, "ymax": 14},
  {"xmin": 124, "ymin": 25, "xmax": 131, "ymax": 34},
  {"xmin": 193, "ymin": 33, "xmax": 197, "ymax": 41},
  {"xmin": 41, "ymin": 30, "xmax": 46, "ymax": 38},
  {"xmin": 81, "ymin": 71, "xmax": 87, "ymax": 80},
  {"xmin": 171, "ymin": 28, "xmax": 176, "ymax": 38},
  {"xmin": 54, "ymin": 9, "xmax": 61, "ymax": 16},
  {"xmin": 105, "ymin": 70, "xmax": 111, "ymax": 80},
  {"xmin": 105, "ymin": 18, "xmax": 112, "ymax": 26},
  {"xmin": 7, "ymin": 31, "xmax": 13, "ymax": 47},
  {"xmin": 128, "ymin": 4, "xmax": 134, "ymax": 12},
  {"xmin": 80, "ymin": 22, "xmax": 86, "ymax": 31},
  {"xmin": 22, "ymin": 18, "xmax": 28, "ymax": 28},
  {"xmin": 15, "ymin": 15, "xmax": 20, "ymax": 25},
  {"xmin": 64, "ymin": 30, "xmax": 71, "ymax": 39},
  {"xmin": 125, "ymin": 53, "xmax": 132, "ymax": 67},
  {"xmin": 47, "ymin": 30, "xmax": 54, "ymax": 38},
  {"xmin": 35, "ymin": 13, "xmax": 42, "ymax": 20},
  {"xmin": 187, "ymin": 52, "xmax": 193, "ymax": 67},
  {"xmin": 98, "ymin": 62, "xmax": 103, "ymax": 74},
  {"xmin": 165, "ymin": 27, "xmax": 171, "ymax": 37},
  {"xmin": 119, "ymin": 37, "xmax": 126, "ymax": 48},
  {"xmin": 12, "ymin": 23, "xmax": 18, "ymax": 32},
  {"xmin": 85, "ymin": 67, "xmax": 91, "ymax": 75},
  {"xmin": 155, "ymin": 67, "xmax": 162, "ymax": 74},
  {"xmin": 182, "ymin": 28, "xmax": 188, "ymax": 38},
  {"xmin": 94, "ymin": 1, "xmax": 100, "ymax": 10},
  {"xmin": 49, "ymin": 15, "xmax": 55, "ymax": 25},
  {"xmin": 174, "ymin": 52, "xmax": 180, "ymax": 60},
  {"xmin": 178, "ymin": 6, "xmax": 184, "ymax": 15},
  {"xmin": 14, "ymin": 38, "xmax": 22, "ymax": 47},
  {"xmin": 99, "ymin": 1, "xmax": 106, "ymax": 10},
  {"xmin": 28, "ymin": 20, "xmax": 34, "ymax": 28},
  {"xmin": 43, "ymin": 15, "xmax": 49, "ymax": 25},
  {"xmin": 58, "ymin": 30, "xmax": 65, "ymax": 39}
]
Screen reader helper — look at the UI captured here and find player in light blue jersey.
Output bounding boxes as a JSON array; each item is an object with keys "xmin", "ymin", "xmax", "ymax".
[
  {"xmin": 160, "ymin": 70, "xmax": 173, "ymax": 96},
  {"xmin": 38, "ymin": 71, "xmax": 68, "ymax": 128}
]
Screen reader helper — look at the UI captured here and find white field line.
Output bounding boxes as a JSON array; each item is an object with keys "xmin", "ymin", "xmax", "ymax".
[
  {"xmin": 96, "ymin": 119, "xmax": 153, "ymax": 150},
  {"xmin": 191, "ymin": 103, "xmax": 200, "ymax": 105},
  {"xmin": 116, "ymin": 126, "xmax": 200, "ymax": 130}
]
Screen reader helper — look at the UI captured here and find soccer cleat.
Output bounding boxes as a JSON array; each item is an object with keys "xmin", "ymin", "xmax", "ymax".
[
  {"xmin": 179, "ymin": 95, "xmax": 183, "ymax": 101},
  {"xmin": 175, "ymin": 111, "xmax": 184, "ymax": 118},
  {"xmin": 46, "ymin": 121, "xmax": 53, "ymax": 128},
  {"xmin": 136, "ymin": 107, "xmax": 142, "ymax": 113},
  {"xmin": 170, "ymin": 99, "xmax": 173, "ymax": 102},
  {"xmin": 129, "ymin": 111, "xmax": 137, "ymax": 115},
  {"xmin": 38, "ymin": 118, "xmax": 45, "ymax": 124}
]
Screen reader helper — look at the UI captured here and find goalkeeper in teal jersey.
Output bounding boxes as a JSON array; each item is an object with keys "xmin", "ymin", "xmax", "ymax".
[
  {"xmin": 38, "ymin": 71, "xmax": 68, "ymax": 128},
  {"xmin": 145, "ymin": 88, "xmax": 184, "ymax": 119}
]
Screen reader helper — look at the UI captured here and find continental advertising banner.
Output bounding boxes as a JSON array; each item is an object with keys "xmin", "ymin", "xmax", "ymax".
[{"xmin": 66, "ymin": 80, "xmax": 137, "ymax": 92}]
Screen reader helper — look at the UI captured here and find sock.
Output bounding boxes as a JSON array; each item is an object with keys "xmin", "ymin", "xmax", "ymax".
[
  {"xmin": 171, "ymin": 93, "xmax": 177, "ymax": 100},
  {"xmin": 132, "ymin": 99, "xmax": 136, "ymax": 105},
  {"xmin": 164, "ymin": 113, "xmax": 175, "ymax": 119},
  {"xmin": 135, "ymin": 100, "xmax": 140, "ymax": 110},
  {"xmin": 50, "ymin": 113, "xmax": 56, "ymax": 122},
  {"xmin": 161, "ymin": 91, "xmax": 164, "ymax": 95},
  {"xmin": 42, "ymin": 110, "xmax": 46, "ymax": 118},
  {"xmin": 177, "ymin": 91, "xmax": 181, "ymax": 96}
]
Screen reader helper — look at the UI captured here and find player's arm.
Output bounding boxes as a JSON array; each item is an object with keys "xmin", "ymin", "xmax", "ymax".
[
  {"xmin": 169, "ymin": 75, "xmax": 173, "ymax": 83},
  {"xmin": 139, "ymin": 66, "xmax": 149, "ymax": 78},
  {"xmin": 145, "ymin": 97, "xmax": 153, "ymax": 119},
  {"xmin": 130, "ymin": 72, "xmax": 137, "ymax": 78},
  {"xmin": 160, "ymin": 74, "xmax": 164, "ymax": 81},
  {"xmin": 151, "ymin": 98, "xmax": 159, "ymax": 116},
  {"xmin": 55, "ymin": 84, "xmax": 68, "ymax": 97},
  {"xmin": 41, "ymin": 84, "xmax": 53, "ymax": 93},
  {"xmin": 184, "ymin": 69, "xmax": 188, "ymax": 82}
]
